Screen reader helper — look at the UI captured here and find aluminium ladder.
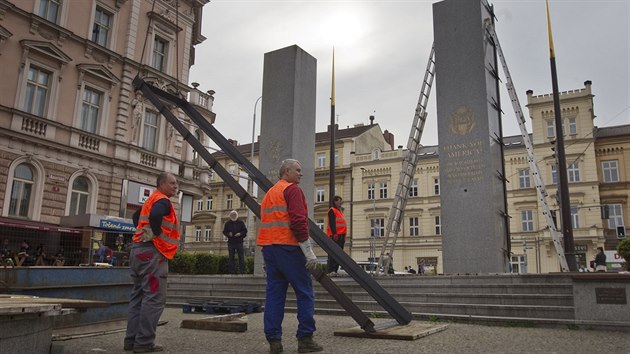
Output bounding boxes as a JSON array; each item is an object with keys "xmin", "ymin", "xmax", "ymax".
[
  {"xmin": 485, "ymin": 23, "xmax": 569, "ymax": 272},
  {"xmin": 378, "ymin": 47, "xmax": 436, "ymax": 274}
]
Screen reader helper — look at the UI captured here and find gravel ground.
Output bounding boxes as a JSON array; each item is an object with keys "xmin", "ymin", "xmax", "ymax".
[{"xmin": 57, "ymin": 307, "xmax": 630, "ymax": 354}]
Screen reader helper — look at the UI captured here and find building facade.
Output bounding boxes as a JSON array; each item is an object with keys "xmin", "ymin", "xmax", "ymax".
[
  {"xmin": 196, "ymin": 81, "xmax": 628, "ymax": 274},
  {"xmin": 0, "ymin": 0, "xmax": 212, "ymax": 264}
]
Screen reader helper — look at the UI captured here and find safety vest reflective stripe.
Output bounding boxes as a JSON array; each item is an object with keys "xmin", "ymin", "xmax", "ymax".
[
  {"xmin": 259, "ymin": 221, "xmax": 291, "ymax": 229},
  {"xmin": 138, "ymin": 216, "xmax": 178, "ymax": 230},
  {"xmin": 263, "ymin": 205, "xmax": 288, "ymax": 213},
  {"xmin": 158, "ymin": 233, "xmax": 179, "ymax": 245}
]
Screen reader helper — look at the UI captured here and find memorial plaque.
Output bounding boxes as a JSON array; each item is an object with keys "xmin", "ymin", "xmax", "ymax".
[{"xmin": 595, "ymin": 288, "xmax": 627, "ymax": 305}]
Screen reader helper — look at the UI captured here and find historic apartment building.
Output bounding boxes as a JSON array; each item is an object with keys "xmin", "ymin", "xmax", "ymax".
[
  {"xmin": 0, "ymin": 0, "xmax": 212, "ymax": 261},
  {"xmin": 193, "ymin": 81, "xmax": 628, "ymax": 274}
]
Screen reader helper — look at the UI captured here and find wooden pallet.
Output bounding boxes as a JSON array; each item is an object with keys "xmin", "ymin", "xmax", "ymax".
[{"xmin": 182, "ymin": 301, "xmax": 261, "ymax": 314}]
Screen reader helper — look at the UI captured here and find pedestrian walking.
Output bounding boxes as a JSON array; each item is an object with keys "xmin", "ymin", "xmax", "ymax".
[
  {"xmin": 326, "ymin": 195, "xmax": 347, "ymax": 275},
  {"xmin": 223, "ymin": 210, "xmax": 247, "ymax": 274}
]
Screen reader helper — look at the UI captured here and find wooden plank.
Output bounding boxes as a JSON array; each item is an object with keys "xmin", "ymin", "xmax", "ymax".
[
  {"xmin": 180, "ymin": 313, "xmax": 248, "ymax": 332},
  {"xmin": 0, "ymin": 303, "xmax": 61, "ymax": 315},
  {"xmin": 334, "ymin": 322, "xmax": 448, "ymax": 341},
  {"xmin": 0, "ymin": 295, "xmax": 108, "ymax": 309}
]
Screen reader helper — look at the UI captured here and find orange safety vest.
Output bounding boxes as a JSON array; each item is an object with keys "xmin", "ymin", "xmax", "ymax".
[
  {"xmin": 257, "ymin": 179, "xmax": 299, "ymax": 246},
  {"xmin": 326, "ymin": 207, "xmax": 347, "ymax": 236},
  {"xmin": 134, "ymin": 190, "xmax": 180, "ymax": 259}
]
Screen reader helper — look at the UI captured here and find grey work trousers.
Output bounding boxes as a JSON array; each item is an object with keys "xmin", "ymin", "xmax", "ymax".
[{"xmin": 124, "ymin": 243, "xmax": 168, "ymax": 348}]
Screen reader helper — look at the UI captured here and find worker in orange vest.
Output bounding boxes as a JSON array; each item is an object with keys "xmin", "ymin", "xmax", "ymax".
[
  {"xmin": 126, "ymin": 172, "xmax": 180, "ymax": 353},
  {"xmin": 326, "ymin": 195, "xmax": 347, "ymax": 275},
  {"xmin": 257, "ymin": 159, "xmax": 323, "ymax": 354}
]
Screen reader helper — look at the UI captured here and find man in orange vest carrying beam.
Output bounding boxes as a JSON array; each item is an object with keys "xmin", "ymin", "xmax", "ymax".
[
  {"xmin": 326, "ymin": 195, "xmax": 347, "ymax": 275},
  {"xmin": 257, "ymin": 159, "xmax": 323, "ymax": 354},
  {"xmin": 126, "ymin": 172, "xmax": 180, "ymax": 353}
]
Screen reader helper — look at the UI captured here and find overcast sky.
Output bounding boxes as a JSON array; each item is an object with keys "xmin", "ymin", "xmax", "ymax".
[{"xmin": 189, "ymin": 0, "xmax": 629, "ymax": 150}]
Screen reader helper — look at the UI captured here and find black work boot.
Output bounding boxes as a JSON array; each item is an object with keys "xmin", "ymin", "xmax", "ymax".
[
  {"xmin": 269, "ymin": 340, "xmax": 283, "ymax": 354},
  {"xmin": 298, "ymin": 336, "xmax": 323, "ymax": 353}
]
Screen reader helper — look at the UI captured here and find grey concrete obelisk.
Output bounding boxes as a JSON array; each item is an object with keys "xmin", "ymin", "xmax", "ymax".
[
  {"xmin": 433, "ymin": 0, "xmax": 509, "ymax": 273},
  {"xmin": 253, "ymin": 45, "xmax": 317, "ymax": 275}
]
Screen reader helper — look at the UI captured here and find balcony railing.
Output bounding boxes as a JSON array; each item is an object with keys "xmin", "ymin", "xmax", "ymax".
[{"xmin": 21, "ymin": 117, "xmax": 47, "ymax": 136}]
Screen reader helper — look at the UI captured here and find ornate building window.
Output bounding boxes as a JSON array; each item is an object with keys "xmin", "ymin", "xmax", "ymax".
[
  {"xmin": 8, "ymin": 164, "xmax": 35, "ymax": 218},
  {"xmin": 519, "ymin": 169, "xmax": 531, "ymax": 189},
  {"xmin": 602, "ymin": 160, "xmax": 619, "ymax": 183}
]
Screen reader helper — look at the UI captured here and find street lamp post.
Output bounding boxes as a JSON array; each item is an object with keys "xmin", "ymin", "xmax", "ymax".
[
  {"xmin": 246, "ymin": 96, "xmax": 262, "ymax": 256},
  {"xmin": 361, "ymin": 168, "xmax": 377, "ymax": 267}
]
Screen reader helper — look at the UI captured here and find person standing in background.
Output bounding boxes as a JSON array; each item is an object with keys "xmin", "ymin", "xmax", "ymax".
[
  {"xmin": 223, "ymin": 210, "xmax": 247, "ymax": 274},
  {"xmin": 326, "ymin": 196, "xmax": 347, "ymax": 275}
]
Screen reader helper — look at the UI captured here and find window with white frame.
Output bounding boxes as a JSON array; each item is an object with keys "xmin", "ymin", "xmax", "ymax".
[
  {"xmin": 92, "ymin": 6, "xmax": 112, "ymax": 47},
  {"xmin": 195, "ymin": 226, "xmax": 201, "ymax": 242},
  {"xmin": 38, "ymin": 0, "xmax": 61, "ymax": 23},
  {"xmin": 316, "ymin": 219, "xmax": 324, "ymax": 231},
  {"xmin": 568, "ymin": 162, "xmax": 580, "ymax": 183},
  {"xmin": 204, "ymin": 225, "xmax": 211, "ymax": 242},
  {"xmin": 571, "ymin": 206, "xmax": 579, "ymax": 228},
  {"xmin": 80, "ymin": 87, "xmax": 102, "ymax": 133},
  {"xmin": 521, "ymin": 210, "xmax": 534, "ymax": 232},
  {"xmin": 546, "ymin": 120, "xmax": 555, "ymax": 138},
  {"xmin": 434, "ymin": 177, "xmax": 440, "ymax": 195},
  {"xmin": 226, "ymin": 194, "xmax": 233, "ymax": 209},
  {"xmin": 409, "ymin": 217, "xmax": 419, "ymax": 236},
  {"xmin": 606, "ymin": 204, "xmax": 624, "ymax": 229},
  {"xmin": 334, "ymin": 150, "xmax": 339, "ymax": 166},
  {"xmin": 206, "ymin": 196, "xmax": 213, "ymax": 210},
  {"xmin": 602, "ymin": 160, "xmax": 619, "ymax": 183},
  {"xmin": 408, "ymin": 179, "xmax": 418, "ymax": 197},
  {"xmin": 367, "ymin": 182, "xmax": 375, "ymax": 200},
  {"xmin": 510, "ymin": 255, "xmax": 527, "ymax": 274},
  {"xmin": 317, "ymin": 152, "xmax": 326, "ymax": 168},
  {"xmin": 434, "ymin": 215, "xmax": 441, "ymax": 235},
  {"xmin": 152, "ymin": 37, "xmax": 168, "ymax": 72},
  {"xmin": 371, "ymin": 218, "xmax": 385, "ymax": 237},
  {"xmin": 379, "ymin": 182, "xmax": 388, "ymax": 199},
  {"xmin": 196, "ymin": 199, "xmax": 203, "ymax": 211},
  {"xmin": 316, "ymin": 186, "xmax": 325, "ymax": 203},
  {"xmin": 551, "ymin": 165, "xmax": 558, "ymax": 185},
  {"xmin": 24, "ymin": 66, "xmax": 50, "ymax": 117},
  {"xmin": 568, "ymin": 117, "xmax": 577, "ymax": 135},
  {"xmin": 8, "ymin": 164, "xmax": 35, "ymax": 218},
  {"xmin": 519, "ymin": 169, "xmax": 531, "ymax": 189},
  {"xmin": 142, "ymin": 110, "xmax": 158, "ymax": 152},
  {"xmin": 68, "ymin": 176, "xmax": 90, "ymax": 216}
]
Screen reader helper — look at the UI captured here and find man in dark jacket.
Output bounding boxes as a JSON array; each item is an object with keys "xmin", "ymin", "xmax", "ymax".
[{"xmin": 223, "ymin": 210, "xmax": 247, "ymax": 274}]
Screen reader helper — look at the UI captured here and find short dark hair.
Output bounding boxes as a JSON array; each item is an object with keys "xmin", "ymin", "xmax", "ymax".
[
  {"xmin": 333, "ymin": 195, "xmax": 343, "ymax": 203},
  {"xmin": 156, "ymin": 172, "xmax": 172, "ymax": 187}
]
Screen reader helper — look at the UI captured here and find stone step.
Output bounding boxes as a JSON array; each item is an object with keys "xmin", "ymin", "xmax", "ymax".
[{"xmin": 168, "ymin": 287, "xmax": 573, "ymax": 306}]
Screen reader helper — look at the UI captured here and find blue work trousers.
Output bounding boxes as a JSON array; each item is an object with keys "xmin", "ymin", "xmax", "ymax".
[{"xmin": 262, "ymin": 245, "xmax": 316, "ymax": 341}]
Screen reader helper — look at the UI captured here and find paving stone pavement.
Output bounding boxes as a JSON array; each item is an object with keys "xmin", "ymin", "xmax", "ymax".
[{"xmin": 57, "ymin": 307, "xmax": 630, "ymax": 354}]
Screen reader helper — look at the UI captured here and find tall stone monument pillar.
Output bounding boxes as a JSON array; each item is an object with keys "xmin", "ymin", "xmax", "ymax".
[
  {"xmin": 253, "ymin": 45, "xmax": 317, "ymax": 274},
  {"xmin": 433, "ymin": 0, "xmax": 510, "ymax": 273}
]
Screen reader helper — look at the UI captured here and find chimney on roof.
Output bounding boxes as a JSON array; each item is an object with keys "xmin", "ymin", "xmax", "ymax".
[
  {"xmin": 383, "ymin": 130, "xmax": 395, "ymax": 150},
  {"xmin": 369, "ymin": 115, "xmax": 375, "ymax": 125},
  {"xmin": 227, "ymin": 139, "xmax": 238, "ymax": 146},
  {"xmin": 327, "ymin": 123, "xmax": 338, "ymax": 132}
]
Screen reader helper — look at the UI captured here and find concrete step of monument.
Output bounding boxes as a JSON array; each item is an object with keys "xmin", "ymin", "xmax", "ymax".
[
  {"xmin": 305, "ymin": 291, "xmax": 574, "ymax": 306},
  {"xmin": 359, "ymin": 274, "xmax": 574, "ymax": 285},
  {"xmin": 317, "ymin": 281, "xmax": 573, "ymax": 295},
  {"xmin": 283, "ymin": 298, "xmax": 575, "ymax": 320},
  {"xmin": 168, "ymin": 286, "xmax": 572, "ymax": 307}
]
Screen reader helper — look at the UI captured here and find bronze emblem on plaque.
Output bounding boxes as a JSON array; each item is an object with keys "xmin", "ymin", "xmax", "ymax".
[{"xmin": 449, "ymin": 105, "xmax": 476, "ymax": 135}]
